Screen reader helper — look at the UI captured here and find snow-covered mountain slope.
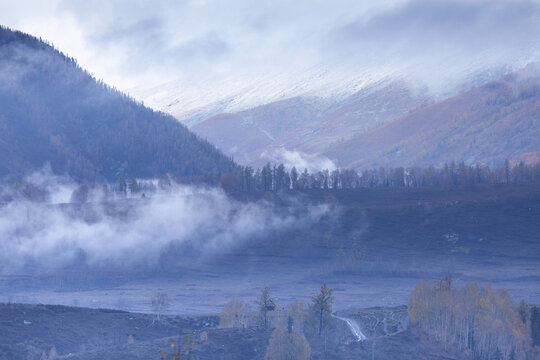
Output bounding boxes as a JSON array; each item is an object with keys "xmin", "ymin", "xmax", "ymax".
[
  {"xmin": 192, "ymin": 80, "xmax": 430, "ymax": 167},
  {"xmin": 130, "ymin": 66, "xmax": 392, "ymax": 127},
  {"xmin": 189, "ymin": 64, "xmax": 533, "ymax": 169},
  {"xmin": 130, "ymin": 58, "xmax": 520, "ymax": 169},
  {"xmin": 129, "ymin": 53, "xmax": 519, "ymax": 127}
]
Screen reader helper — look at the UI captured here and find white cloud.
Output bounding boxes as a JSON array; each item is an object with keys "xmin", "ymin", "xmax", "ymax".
[
  {"xmin": 1, "ymin": 0, "xmax": 540, "ymax": 116},
  {"xmin": 262, "ymin": 148, "xmax": 337, "ymax": 173},
  {"xmin": 0, "ymin": 172, "xmax": 330, "ymax": 273}
]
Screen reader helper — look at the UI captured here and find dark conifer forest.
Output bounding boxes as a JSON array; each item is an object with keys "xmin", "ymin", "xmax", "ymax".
[{"xmin": 0, "ymin": 26, "xmax": 236, "ymax": 183}]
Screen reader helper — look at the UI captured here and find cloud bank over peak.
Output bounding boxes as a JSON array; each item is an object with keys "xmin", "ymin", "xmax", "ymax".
[
  {"xmin": 1, "ymin": 0, "xmax": 539, "ymax": 117},
  {"xmin": 329, "ymin": 0, "xmax": 540, "ymax": 92}
]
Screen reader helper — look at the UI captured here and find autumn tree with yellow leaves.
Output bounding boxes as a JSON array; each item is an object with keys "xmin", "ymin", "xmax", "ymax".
[
  {"xmin": 408, "ymin": 277, "xmax": 531, "ymax": 360},
  {"xmin": 219, "ymin": 299, "xmax": 248, "ymax": 328},
  {"xmin": 264, "ymin": 328, "xmax": 311, "ymax": 360}
]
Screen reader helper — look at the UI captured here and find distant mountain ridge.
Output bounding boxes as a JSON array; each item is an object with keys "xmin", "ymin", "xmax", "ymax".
[
  {"xmin": 191, "ymin": 67, "xmax": 540, "ymax": 170},
  {"xmin": 131, "ymin": 66, "xmax": 395, "ymax": 128},
  {"xmin": 325, "ymin": 68, "xmax": 540, "ymax": 169},
  {"xmin": 192, "ymin": 80, "xmax": 430, "ymax": 167},
  {"xmin": 0, "ymin": 26, "xmax": 236, "ymax": 182}
]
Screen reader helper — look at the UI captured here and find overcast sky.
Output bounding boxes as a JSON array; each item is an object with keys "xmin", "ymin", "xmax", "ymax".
[{"xmin": 2, "ymin": 0, "xmax": 540, "ymax": 113}]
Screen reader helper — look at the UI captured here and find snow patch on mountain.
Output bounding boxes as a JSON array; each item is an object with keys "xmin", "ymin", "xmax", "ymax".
[
  {"xmin": 129, "ymin": 56, "xmax": 520, "ymax": 129},
  {"xmin": 130, "ymin": 65, "xmax": 393, "ymax": 127}
]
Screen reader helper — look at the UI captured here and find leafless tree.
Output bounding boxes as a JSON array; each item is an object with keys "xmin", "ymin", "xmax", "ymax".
[{"xmin": 151, "ymin": 292, "xmax": 169, "ymax": 323}]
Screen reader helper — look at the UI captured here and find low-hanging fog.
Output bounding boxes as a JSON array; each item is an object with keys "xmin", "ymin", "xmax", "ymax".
[{"xmin": 0, "ymin": 170, "xmax": 331, "ymax": 274}]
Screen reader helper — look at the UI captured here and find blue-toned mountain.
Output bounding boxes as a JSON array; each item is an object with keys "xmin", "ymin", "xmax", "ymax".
[{"xmin": 0, "ymin": 26, "xmax": 235, "ymax": 182}]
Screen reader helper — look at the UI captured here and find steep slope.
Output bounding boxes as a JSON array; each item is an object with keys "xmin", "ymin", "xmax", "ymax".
[
  {"xmin": 193, "ymin": 96, "xmax": 325, "ymax": 165},
  {"xmin": 193, "ymin": 81, "xmax": 429, "ymax": 167},
  {"xmin": 132, "ymin": 66, "xmax": 393, "ymax": 128},
  {"xmin": 0, "ymin": 26, "xmax": 236, "ymax": 182},
  {"xmin": 325, "ymin": 69, "xmax": 540, "ymax": 169}
]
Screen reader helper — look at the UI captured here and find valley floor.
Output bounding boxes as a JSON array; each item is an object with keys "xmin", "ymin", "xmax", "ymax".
[
  {"xmin": 0, "ymin": 303, "xmax": 467, "ymax": 360},
  {"xmin": 1, "ymin": 183, "xmax": 538, "ymax": 359}
]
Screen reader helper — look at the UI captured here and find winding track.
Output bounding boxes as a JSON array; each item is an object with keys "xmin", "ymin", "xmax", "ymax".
[{"xmin": 334, "ymin": 315, "xmax": 367, "ymax": 341}]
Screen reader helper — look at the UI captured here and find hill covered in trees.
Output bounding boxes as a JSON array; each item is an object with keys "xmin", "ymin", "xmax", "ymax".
[{"xmin": 0, "ymin": 26, "xmax": 236, "ymax": 183}]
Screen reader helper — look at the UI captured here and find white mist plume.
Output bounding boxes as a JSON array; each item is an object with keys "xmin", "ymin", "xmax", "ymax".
[
  {"xmin": 263, "ymin": 148, "xmax": 337, "ymax": 173},
  {"xmin": 0, "ymin": 172, "xmax": 331, "ymax": 273}
]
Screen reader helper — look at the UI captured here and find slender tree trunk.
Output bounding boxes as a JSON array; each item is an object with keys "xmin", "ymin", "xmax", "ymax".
[{"xmin": 319, "ymin": 309, "xmax": 323, "ymax": 336}]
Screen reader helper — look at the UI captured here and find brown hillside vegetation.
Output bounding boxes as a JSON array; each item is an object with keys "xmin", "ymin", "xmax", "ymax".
[
  {"xmin": 192, "ymin": 82, "xmax": 426, "ymax": 167},
  {"xmin": 0, "ymin": 26, "xmax": 235, "ymax": 182},
  {"xmin": 326, "ymin": 67, "xmax": 540, "ymax": 169}
]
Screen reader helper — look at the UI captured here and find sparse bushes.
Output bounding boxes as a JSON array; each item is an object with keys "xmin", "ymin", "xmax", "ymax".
[
  {"xmin": 161, "ymin": 332, "xmax": 197, "ymax": 360},
  {"xmin": 199, "ymin": 331, "xmax": 208, "ymax": 342}
]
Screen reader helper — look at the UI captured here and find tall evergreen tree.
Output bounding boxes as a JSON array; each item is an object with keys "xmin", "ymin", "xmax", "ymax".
[
  {"xmin": 257, "ymin": 287, "xmax": 276, "ymax": 329},
  {"xmin": 311, "ymin": 283, "xmax": 334, "ymax": 336}
]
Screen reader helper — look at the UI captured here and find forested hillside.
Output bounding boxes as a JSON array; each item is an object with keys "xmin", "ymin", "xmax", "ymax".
[{"xmin": 0, "ymin": 26, "xmax": 236, "ymax": 182}]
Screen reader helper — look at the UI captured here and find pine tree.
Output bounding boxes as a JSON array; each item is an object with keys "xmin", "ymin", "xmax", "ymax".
[
  {"xmin": 311, "ymin": 283, "xmax": 334, "ymax": 336},
  {"xmin": 257, "ymin": 287, "xmax": 276, "ymax": 329}
]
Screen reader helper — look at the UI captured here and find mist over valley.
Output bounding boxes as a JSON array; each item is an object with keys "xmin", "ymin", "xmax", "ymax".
[{"xmin": 1, "ymin": 2, "xmax": 540, "ymax": 359}]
